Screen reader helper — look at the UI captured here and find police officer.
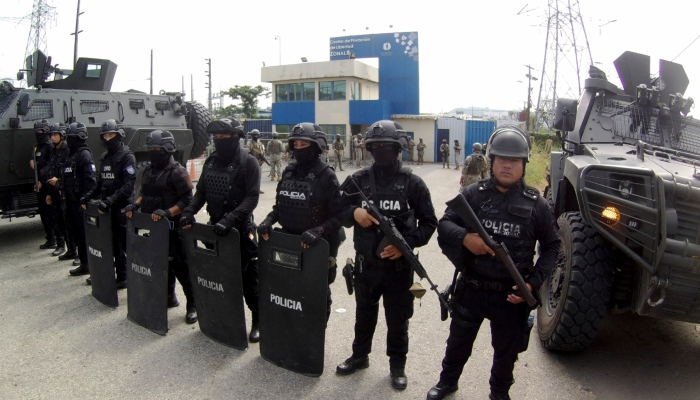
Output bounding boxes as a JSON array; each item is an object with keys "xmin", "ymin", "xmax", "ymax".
[
  {"xmin": 332, "ymin": 135, "xmax": 345, "ymax": 171},
  {"xmin": 460, "ymin": 142, "xmax": 489, "ymax": 192},
  {"xmin": 452, "ymin": 139, "xmax": 462, "ymax": 170},
  {"xmin": 124, "ymin": 130, "xmax": 197, "ymax": 324},
  {"xmin": 32, "ymin": 119, "xmax": 59, "ymax": 250},
  {"xmin": 440, "ymin": 139, "xmax": 450, "ymax": 168},
  {"xmin": 81, "ymin": 120, "xmax": 136, "ymax": 289},
  {"xmin": 44, "ymin": 123, "xmax": 73, "ymax": 258},
  {"xmin": 59, "ymin": 122, "xmax": 97, "ymax": 275},
  {"xmin": 426, "ymin": 126, "xmax": 560, "ymax": 400},
  {"xmin": 266, "ymin": 132, "xmax": 283, "ymax": 181},
  {"xmin": 257, "ymin": 123, "xmax": 343, "ymax": 323},
  {"xmin": 416, "ymin": 138, "xmax": 426, "ymax": 165},
  {"xmin": 336, "ymin": 120, "xmax": 437, "ymax": 390},
  {"xmin": 180, "ymin": 117, "xmax": 261, "ymax": 342},
  {"xmin": 247, "ymin": 129, "xmax": 265, "ymax": 194}
]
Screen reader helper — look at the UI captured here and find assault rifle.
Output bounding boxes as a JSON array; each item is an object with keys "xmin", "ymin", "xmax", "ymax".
[
  {"xmin": 445, "ymin": 193, "xmax": 537, "ymax": 307},
  {"xmin": 32, "ymin": 147, "xmax": 39, "ymax": 192},
  {"xmin": 340, "ymin": 176, "xmax": 450, "ymax": 310},
  {"xmin": 255, "ymin": 152, "xmax": 270, "ymax": 166}
]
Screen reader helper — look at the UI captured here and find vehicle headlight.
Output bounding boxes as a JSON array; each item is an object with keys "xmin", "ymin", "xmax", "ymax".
[{"xmin": 602, "ymin": 206, "xmax": 621, "ymax": 225}]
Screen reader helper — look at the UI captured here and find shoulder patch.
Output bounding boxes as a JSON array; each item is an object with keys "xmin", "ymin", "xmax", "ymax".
[{"xmin": 126, "ymin": 165, "xmax": 135, "ymax": 175}]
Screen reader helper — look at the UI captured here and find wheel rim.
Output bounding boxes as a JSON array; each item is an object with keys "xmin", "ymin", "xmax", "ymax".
[{"xmin": 545, "ymin": 252, "xmax": 566, "ymax": 315}]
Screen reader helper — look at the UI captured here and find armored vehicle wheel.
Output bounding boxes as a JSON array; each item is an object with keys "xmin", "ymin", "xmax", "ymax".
[
  {"xmin": 186, "ymin": 101, "xmax": 211, "ymax": 159},
  {"xmin": 537, "ymin": 211, "xmax": 612, "ymax": 351}
]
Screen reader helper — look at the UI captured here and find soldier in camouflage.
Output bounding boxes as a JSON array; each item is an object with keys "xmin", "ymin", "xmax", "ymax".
[
  {"xmin": 247, "ymin": 129, "xmax": 266, "ymax": 194},
  {"xmin": 460, "ymin": 142, "xmax": 489, "ymax": 191},
  {"xmin": 453, "ymin": 139, "xmax": 462, "ymax": 170},
  {"xmin": 416, "ymin": 138, "xmax": 426, "ymax": 165},
  {"xmin": 407, "ymin": 137, "xmax": 416, "ymax": 165},
  {"xmin": 333, "ymin": 135, "xmax": 345, "ymax": 171},
  {"xmin": 440, "ymin": 139, "xmax": 450, "ymax": 168},
  {"xmin": 267, "ymin": 132, "xmax": 284, "ymax": 181}
]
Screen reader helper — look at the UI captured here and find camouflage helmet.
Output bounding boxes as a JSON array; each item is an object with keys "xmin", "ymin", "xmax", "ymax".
[
  {"xmin": 34, "ymin": 119, "xmax": 50, "ymax": 132},
  {"xmin": 364, "ymin": 120, "xmax": 408, "ymax": 150},
  {"xmin": 272, "ymin": 132, "xmax": 279, "ymax": 139},
  {"xmin": 100, "ymin": 119, "xmax": 126, "ymax": 138},
  {"xmin": 250, "ymin": 129, "xmax": 260, "ymax": 136},
  {"xmin": 48, "ymin": 122, "xmax": 66, "ymax": 138},
  {"xmin": 472, "ymin": 142, "xmax": 483, "ymax": 152},
  {"xmin": 146, "ymin": 130, "xmax": 176, "ymax": 153},
  {"xmin": 442, "ymin": 139, "xmax": 447, "ymax": 143},
  {"xmin": 65, "ymin": 122, "xmax": 88, "ymax": 141},
  {"xmin": 207, "ymin": 117, "xmax": 244, "ymax": 136},
  {"xmin": 288, "ymin": 122, "xmax": 327, "ymax": 152},
  {"xmin": 486, "ymin": 125, "xmax": 530, "ymax": 162}
]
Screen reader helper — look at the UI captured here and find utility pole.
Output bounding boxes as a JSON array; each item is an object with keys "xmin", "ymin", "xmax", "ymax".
[
  {"xmin": 524, "ymin": 64, "xmax": 538, "ymax": 132},
  {"xmin": 70, "ymin": 0, "xmax": 83, "ymax": 69},
  {"xmin": 275, "ymin": 36, "xmax": 281, "ymax": 65},
  {"xmin": 205, "ymin": 58, "xmax": 212, "ymax": 112},
  {"xmin": 190, "ymin": 74, "xmax": 193, "ymax": 103},
  {"xmin": 149, "ymin": 49, "xmax": 153, "ymax": 95}
]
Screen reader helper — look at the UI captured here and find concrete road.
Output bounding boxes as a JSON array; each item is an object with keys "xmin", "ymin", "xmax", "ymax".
[{"xmin": 1, "ymin": 162, "xmax": 699, "ymax": 400}]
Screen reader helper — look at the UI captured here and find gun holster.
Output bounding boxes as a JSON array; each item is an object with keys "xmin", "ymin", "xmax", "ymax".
[{"xmin": 342, "ymin": 258, "xmax": 354, "ymax": 295}]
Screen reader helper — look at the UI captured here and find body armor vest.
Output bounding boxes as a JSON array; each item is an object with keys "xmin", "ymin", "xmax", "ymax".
[
  {"xmin": 466, "ymin": 154, "xmax": 485, "ymax": 175},
  {"xmin": 353, "ymin": 167, "xmax": 416, "ymax": 263},
  {"xmin": 469, "ymin": 182, "xmax": 537, "ymax": 280},
  {"xmin": 140, "ymin": 163, "xmax": 180, "ymax": 214},
  {"xmin": 277, "ymin": 161, "xmax": 331, "ymax": 234},
  {"xmin": 201, "ymin": 149, "xmax": 248, "ymax": 221},
  {"xmin": 99, "ymin": 145, "xmax": 131, "ymax": 198},
  {"xmin": 267, "ymin": 139, "xmax": 282, "ymax": 155},
  {"xmin": 61, "ymin": 147, "xmax": 90, "ymax": 201}
]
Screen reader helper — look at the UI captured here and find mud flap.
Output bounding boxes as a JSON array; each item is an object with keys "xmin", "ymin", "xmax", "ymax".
[
  {"xmin": 258, "ymin": 231, "xmax": 329, "ymax": 376},
  {"xmin": 125, "ymin": 213, "xmax": 170, "ymax": 335},
  {"xmin": 182, "ymin": 223, "xmax": 247, "ymax": 350},
  {"xmin": 83, "ymin": 203, "xmax": 117, "ymax": 308}
]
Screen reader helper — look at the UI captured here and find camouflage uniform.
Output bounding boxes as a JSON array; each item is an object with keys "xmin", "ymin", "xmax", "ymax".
[
  {"xmin": 440, "ymin": 140, "xmax": 450, "ymax": 168},
  {"xmin": 416, "ymin": 139, "xmax": 426, "ymax": 165},
  {"xmin": 460, "ymin": 150, "xmax": 488, "ymax": 191},
  {"xmin": 333, "ymin": 137, "xmax": 345, "ymax": 171},
  {"xmin": 408, "ymin": 138, "xmax": 416, "ymax": 164},
  {"xmin": 353, "ymin": 135, "xmax": 363, "ymax": 167},
  {"xmin": 453, "ymin": 140, "xmax": 462, "ymax": 169},
  {"xmin": 267, "ymin": 136, "xmax": 283, "ymax": 181},
  {"xmin": 247, "ymin": 134, "xmax": 265, "ymax": 193}
]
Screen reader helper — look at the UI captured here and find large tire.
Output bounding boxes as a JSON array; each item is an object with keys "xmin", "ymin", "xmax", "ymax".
[
  {"xmin": 537, "ymin": 211, "xmax": 612, "ymax": 351},
  {"xmin": 186, "ymin": 101, "xmax": 211, "ymax": 159}
]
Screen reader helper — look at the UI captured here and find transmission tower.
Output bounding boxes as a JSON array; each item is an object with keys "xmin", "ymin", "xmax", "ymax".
[
  {"xmin": 534, "ymin": 0, "xmax": 593, "ymax": 130},
  {"xmin": 23, "ymin": 0, "xmax": 57, "ymax": 65}
]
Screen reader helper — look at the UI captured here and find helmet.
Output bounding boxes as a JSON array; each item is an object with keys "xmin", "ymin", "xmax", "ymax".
[
  {"xmin": 65, "ymin": 122, "xmax": 88, "ymax": 140},
  {"xmin": 272, "ymin": 132, "xmax": 278, "ymax": 139},
  {"xmin": 454, "ymin": 139, "xmax": 459, "ymax": 143},
  {"xmin": 251, "ymin": 129, "xmax": 260, "ymax": 136},
  {"xmin": 34, "ymin": 119, "xmax": 50, "ymax": 132},
  {"xmin": 363, "ymin": 120, "xmax": 408, "ymax": 150},
  {"xmin": 146, "ymin": 130, "xmax": 176, "ymax": 153},
  {"xmin": 442, "ymin": 139, "xmax": 447, "ymax": 143},
  {"xmin": 485, "ymin": 125, "xmax": 530, "ymax": 162},
  {"xmin": 48, "ymin": 122, "xmax": 66, "ymax": 138},
  {"xmin": 207, "ymin": 117, "xmax": 244, "ymax": 136},
  {"xmin": 472, "ymin": 142, "xmax": 482, "ymax": 152},
  {"xmin": 100, "ymin": 119, "xmax": 126, "ymax": 137},
  {"xmin": 288, "ymin": 122, "xmax": 327, "ymax": 152}
]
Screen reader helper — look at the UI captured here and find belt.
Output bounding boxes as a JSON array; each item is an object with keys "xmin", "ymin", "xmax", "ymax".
[{"xmin": 462, "ymin": 276, "xmax": 513, "ymax": 292}]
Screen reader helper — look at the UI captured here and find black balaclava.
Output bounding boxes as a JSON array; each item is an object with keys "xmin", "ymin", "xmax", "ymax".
[
  {"xmin": 252, "ymin": 135, "xmax": 259, "ymax": 142},
  {"xmin": 149, "ymin": 149, "xmax": 171, "ymax": 170},
  {"xmin": 102, "ymin": 135, "xmax": 121, "ymax": 152},
  {"xmin": 67, "ymin": 137, "xmax": 86, "ymax": 152},
  {"xmin": 213, "ymin": 135, "xmax": 240, "ymax": 163},
  {"xmin": 370, "ymin": 143, "xmax": 400, "ymax": 169},
  {"xmin": 294, "ymin": 146, "xmax": 320, "ymax": 168},
  {"xmin": 35, "ymin": 131, "xmax": 49, "ymax": 145}
]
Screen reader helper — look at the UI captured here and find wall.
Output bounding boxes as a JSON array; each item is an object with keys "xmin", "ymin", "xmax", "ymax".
[{"xmin": 395, "ymin": 118, "xmax": 436, "ymax": 163}]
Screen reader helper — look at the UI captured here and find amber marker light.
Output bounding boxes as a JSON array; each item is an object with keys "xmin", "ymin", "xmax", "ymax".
[{"xmin": 602, "ymin": 206, "xmax": 621, "ymax": 225}]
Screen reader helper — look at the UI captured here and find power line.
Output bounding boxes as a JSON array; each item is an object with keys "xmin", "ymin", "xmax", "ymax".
[{"xmin": 671, "ymin": 33, "xmax": 700, "ymax": 62}]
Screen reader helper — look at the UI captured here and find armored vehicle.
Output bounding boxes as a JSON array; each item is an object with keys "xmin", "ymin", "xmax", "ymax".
[
  {"xmin": 539, "ymin": 51, "xmax": 700, "ymax": 351},
  {"xmin": 0, "ymin": 50, "xmax": 211, "ymax": 219}
]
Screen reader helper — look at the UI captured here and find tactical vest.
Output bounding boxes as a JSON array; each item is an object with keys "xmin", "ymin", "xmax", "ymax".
[
  {"xmin": 353, "ymin": 167, "xmax": 416, "ymax": 263},
  {"xmin": 468, "ymin": 182, "xmax": 538, "ymax": 280},
  {"xmin": 201, "ymin": 148, "xmax": 249, "ymax": 221},
  {"xmin": 466, "ymin": 154, "xmax": 485, "ymax": 175},
  {"xmin": 140, "ymin": 163, "xmax": 182, "ymax": 214},
  {"xmin": 276, "ymin": 161, "xmax": 332, "ymax": 234},
  {"xmin": 99, "ymin": 145, "xmax": 132, "ymax": 199},
  {"xmin": 267, "ymin": 139, "xmax": 282, "ymax": 155},
  {"xmin": 62, "ymin": 147, "xmax": 91, "ymax": 201}
]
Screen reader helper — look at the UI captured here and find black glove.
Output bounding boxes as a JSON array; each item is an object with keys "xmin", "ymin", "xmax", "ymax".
[
  {"xmin": 79, "ymin": 196, "xmax": 89, "ymax": 206},
  {"xmin": 213, "ymin": 218, "xmax": 232, "ymax": 236},
  {"xmin": 257, "ymin": 219, "xmax": 273, "ymax": 237},
  {"xmin": 123, "ymin": 203, "xmax": 140, "ymax": 213},
  {"xmin": 153, "ymin": 209, "xmax": 171, "ymax": 218},
  {"xmin": 179, "ymin": 213, "xmax": 195, "ymax": 228},
  {"xmin": 98, "ymin": 198, "xmax": 113, "ymax": 213},
  {"xmin": 301, "ymin": 227, "xmax": 323, "ymax": 247}
]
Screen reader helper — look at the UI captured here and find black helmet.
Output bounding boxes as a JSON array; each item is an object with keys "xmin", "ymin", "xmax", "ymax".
[
  {"xmin": 272, "ymin": 132, "xmax": 279, "ymax": 139},
  {"xmin": 364, "ymin": 120, "xmax": 408, "ymax": 150},
  {"xmin": 454, "ymin": 139, "xmax": 459, "ymax": 143},
  {"xmin": 48, "ymin": 122, "xmax": 66, "ymax": 138},
  {"xmin": 207, "ymin": 117, "xmax": 244, "ymax": 136},
  {"xmin": 34, "ymin": 119, "xmax": 50, "ymax": 132},
  {"xmin": 472, "ymin": 142, "xmax": 482, "ymax": 152},
  {"xmin": 250, "ymin": 129, "xmax": 260, "ymax": 136},
  {"xmin": 486, "ymin": 125, "xmax": 529, "ymax": 162},
  {"xmin": 100, "ymin": 119, "xmax": 126, "ymax": 138},
  {"xmin": 288, "ymin": 122, "xmax": 327, "ymax": 152},
  {"xmin": 146, "ymin": 130, "xmax": 176, "ymax": 153},
  {"xmin": 65, "ymin": 122, "xmax": 88, "ymax": 140}
]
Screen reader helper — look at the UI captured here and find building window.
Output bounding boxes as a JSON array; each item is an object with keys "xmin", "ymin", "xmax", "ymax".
[
  {"xmin": 319, "ymin": 124, "xmax": 346, "ymax": 141},
  {"xmin": 350, "ymin": 82, "xmax": 361, "ymax": 100},
  {"xmin": 319, "ymin": 80, "xmax": 346, "ymax": 101},
  {"xmin": 275, "ymin": 82, "xmax": 315, "ymax": 102}
]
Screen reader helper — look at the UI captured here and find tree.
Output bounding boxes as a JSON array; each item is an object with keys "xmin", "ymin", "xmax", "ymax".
[{"xmin": 225, "ymin": 85, "xmax": 271, "ymax": 119}]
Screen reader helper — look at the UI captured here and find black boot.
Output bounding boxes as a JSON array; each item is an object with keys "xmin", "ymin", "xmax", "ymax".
[
  {"xmin": 52, "ymin": 245, "xmax": 66, "ymax": 257},
  {"xmin": 489, "ymin": 392, "xmax": 511, "ymax": 400},
  {"xmin": 390, "ymin": 369, "xmax": 407, "ymax": 390},
  {"xmin": 336, "ymin": 356, "xmax": 369, "ymax": 375},
  {"xmin": 185, "ymin": 303, "xmax": 197, "ymax": 324},
  {"xmin": 116, "ymin": 280, "xmax": 127, "ymax": 290},
  {"xmin": 69, "ymin": 264, "xmax": 89, "ymax": 276},
  {"xmin": 248, "ymin": 315, "xmax": 260, "ymax": 343},
  {"xmin": 39, "ymin": 240, "xmax": 57, "ymax": 249},
  {"xmin": 58, "ymin": 250, "xmax": 77, "ymax": 261},
  {"xmin": 72, "ymin": 258, "xmax": 80, "ymax": 266},
  {"xmin": 427, "ymin": 381, "xmax": 459, "ymax": 400},
  {"xmin": 168, "ymin": 293, "xmax": 180, "ymax": 308}
]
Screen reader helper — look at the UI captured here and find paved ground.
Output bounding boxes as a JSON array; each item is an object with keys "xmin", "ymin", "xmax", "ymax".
[{"xmin": 1, "ymin": 162, "xmax": 699, "ymax": 400}]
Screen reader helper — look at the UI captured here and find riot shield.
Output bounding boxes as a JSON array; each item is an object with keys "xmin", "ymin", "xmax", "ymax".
[
  {"xmin": 83, "ymin": 203, "xmax": 117, "ymax": 308},
  {"xmin": 126, "ymin": 212, "xmax": 170, "ymax": 335},
  {"xmin": 182, "ymin": 223, "xmax": 247, "ymax": 350},
  {"xmin": 258, "ymin": 231, "xmax": 329, "ymax": 376}
]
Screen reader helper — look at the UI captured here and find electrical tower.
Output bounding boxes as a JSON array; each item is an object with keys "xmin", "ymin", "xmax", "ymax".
[
  {"xmin": 23, "ymin": 0, "xmax": 56, "ymax": 66},
  {"xmin": 534, "ymin": 0, "xmax": 593, "ymax": 130},
  {"xmin": 205, "ymin": 58, "xmax": 212, "ymax": 112}
]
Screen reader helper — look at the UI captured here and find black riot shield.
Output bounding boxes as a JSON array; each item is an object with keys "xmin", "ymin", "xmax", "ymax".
[
  {"xmin": 182, "ymin": 223, "xmax": 248, "ymax": 350},
  {"xmin": 126, "ymin": 212, "xmax": 170, "ymax": 335},
  {"xmin": 258, "ymin": 231, "xmax": 329, "ymax": 376},
  {"xmin": 83, "ymin": 203, "xmax": 118, "ymax": 308}
]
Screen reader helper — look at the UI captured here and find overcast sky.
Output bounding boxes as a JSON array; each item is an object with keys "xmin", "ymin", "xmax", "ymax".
[{"xmin": 1, "ymin": 0, "xmax": 698, "ymax": 114}]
